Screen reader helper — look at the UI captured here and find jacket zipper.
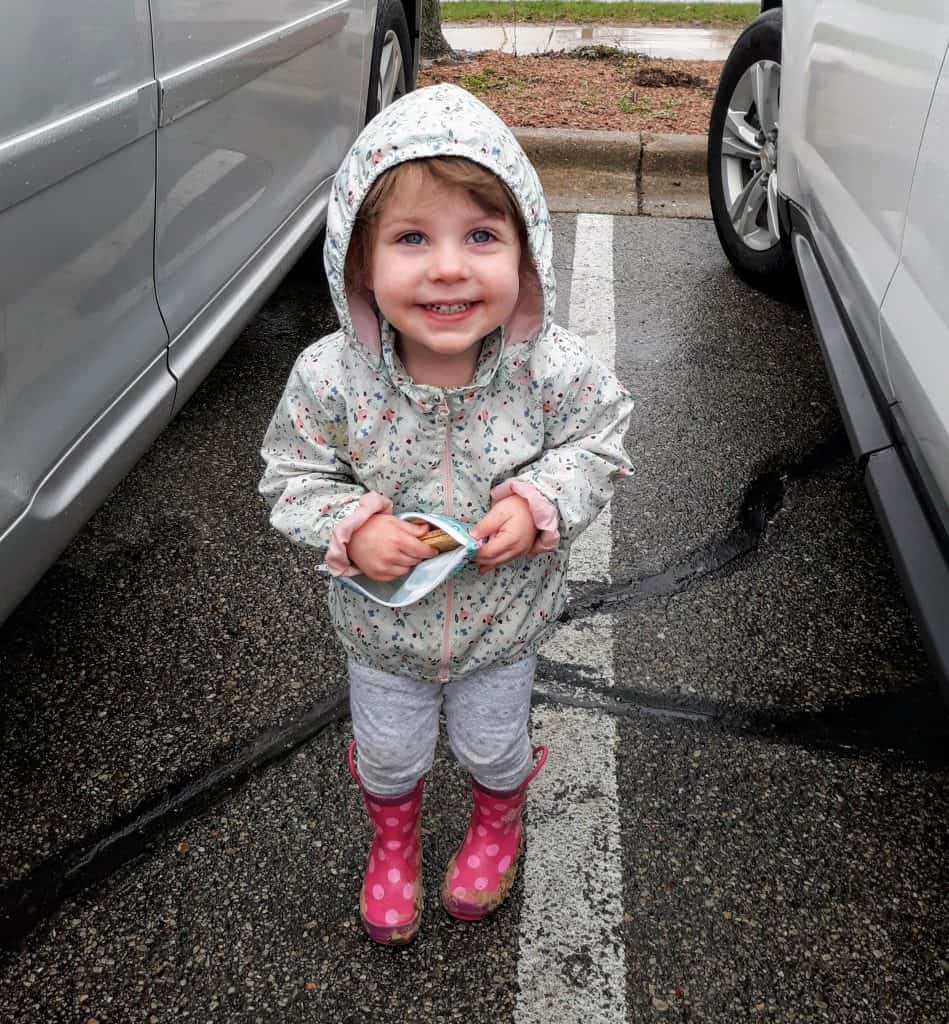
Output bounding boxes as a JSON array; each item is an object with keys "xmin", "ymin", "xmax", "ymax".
[{"xmin": 439, "ymin": 402, "xmax": 453, "ymax": 682}]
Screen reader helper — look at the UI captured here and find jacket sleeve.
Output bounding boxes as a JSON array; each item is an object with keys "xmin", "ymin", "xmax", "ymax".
[
  {"xmin": 258, "ymin": 344, "xmax": 374, "ymax": 556},
  {"xmin": 499, "ymin": 329, "xmax": 634, "ymax": 546}
]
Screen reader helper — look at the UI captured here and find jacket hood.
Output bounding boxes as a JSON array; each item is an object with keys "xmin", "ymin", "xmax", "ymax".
[{"xmin": 324, "ymin": 84, "xmax": 555, "ymax": 361}]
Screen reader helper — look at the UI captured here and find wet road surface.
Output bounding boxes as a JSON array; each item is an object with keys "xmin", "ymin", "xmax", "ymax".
[{"xmin": 1, "ymin": 214, "xmax": 947, "ymax": 1023}]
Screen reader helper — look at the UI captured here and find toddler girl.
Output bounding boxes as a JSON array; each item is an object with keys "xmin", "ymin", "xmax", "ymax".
[{"xmin": 259, "ymin": 84, "xmax": 634, "ymax": 944}]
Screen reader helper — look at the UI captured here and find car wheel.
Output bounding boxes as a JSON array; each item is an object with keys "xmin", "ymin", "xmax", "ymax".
[
  {"xmin": 707, "ymin": 9, "xmax": 797, "ymax": 294},
  {"xmin": 366, "ymin": 0, "xmax": 412, "ymax": 122}
]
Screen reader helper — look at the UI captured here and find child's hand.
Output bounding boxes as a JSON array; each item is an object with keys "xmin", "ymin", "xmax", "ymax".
[
  {"xmin": 348, "ymin": 515, "xmax": 435, "ymax": 581},
  {"xmin": 471, "ymin": 496, "xmax": 538, "ymax": 574}
]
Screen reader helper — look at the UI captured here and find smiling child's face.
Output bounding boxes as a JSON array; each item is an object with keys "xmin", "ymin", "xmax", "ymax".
[{"xmin": 366, "ymin": 167, "xmax": 522, "ymax": 386}]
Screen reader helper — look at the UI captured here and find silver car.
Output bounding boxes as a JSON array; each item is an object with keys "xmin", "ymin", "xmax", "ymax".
[
  {"xmin": 0, "ymin": 0, "xmax": 418, "ymax": 623},
  {"xmin": 707, "ymin": 1, "xmax": 949, "ymax": 695}
]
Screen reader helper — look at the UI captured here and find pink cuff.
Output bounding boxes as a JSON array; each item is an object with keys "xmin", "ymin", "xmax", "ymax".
[
  {"xmin": 325, "ymin": 492, "xmax": 393, "ymax": 576},
  {"xmin": 490, "ymin": 479, "xmax": 560, "ymax": 553}
]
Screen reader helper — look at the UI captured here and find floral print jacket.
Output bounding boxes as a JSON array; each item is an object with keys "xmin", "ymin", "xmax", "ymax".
[{"xmin": 259, "ymin": 84, "xmax": 634, "ymax": 682}]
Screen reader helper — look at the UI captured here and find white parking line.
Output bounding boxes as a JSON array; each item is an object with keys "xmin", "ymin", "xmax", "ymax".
[{"xmin": 516, "ymin": 214, "xmax": 628, "ymax": 1024}]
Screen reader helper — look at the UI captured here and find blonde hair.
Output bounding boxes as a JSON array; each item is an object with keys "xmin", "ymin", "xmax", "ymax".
[{"xmin": 344, "ymin": 157, "xmax": 529, "ymax": 292}]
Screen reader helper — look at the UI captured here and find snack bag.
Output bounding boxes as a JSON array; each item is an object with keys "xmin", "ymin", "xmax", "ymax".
[{"xmin": 340, "ymin": 512, "xmax": 479, "ymax": 608}]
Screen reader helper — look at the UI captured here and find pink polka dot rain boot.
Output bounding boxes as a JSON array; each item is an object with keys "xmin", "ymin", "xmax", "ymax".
[
  {"xmin": 441, "ymin": 745, "xmax": 547, "ymax": 921},
  {"xmin": 347, "ymin": 741, "xmax": 424, "ymax": 945}
]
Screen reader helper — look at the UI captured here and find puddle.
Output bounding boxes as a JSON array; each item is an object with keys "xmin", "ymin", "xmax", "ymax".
[
  {"xmin": 563, "ymin": 430, "xmax": 851, "ymax": 620},
  {"xmin": 442, "ymin": 24, "xmax": 741, "ymax": 60}
]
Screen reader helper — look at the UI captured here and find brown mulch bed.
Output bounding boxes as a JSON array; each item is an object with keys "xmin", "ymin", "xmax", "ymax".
[{"xmin": 419, "ymin": 49, "xmax": 721, "ymax": 133}]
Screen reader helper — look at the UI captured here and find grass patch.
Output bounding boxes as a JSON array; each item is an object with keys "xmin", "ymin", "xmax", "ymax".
[
  {"xmin": 441, "ymin": 2, "xmax": 759, "ymax": 27},
  {"xmin": 618, "ymin": 94, "xmax": 651, "ymax": 115},
  {"xmin": 458, "ymin": 65, "xmax": 522, "ymax": 93}
]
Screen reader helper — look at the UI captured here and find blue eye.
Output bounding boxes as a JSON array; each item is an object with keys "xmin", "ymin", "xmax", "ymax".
[
  {"xmin": 470, "ymin": 229, "xmax": 494, "ymax": 244},
  {"xmin": 398, "ymin": 231, "xmax": 424, "ymax": 245}
]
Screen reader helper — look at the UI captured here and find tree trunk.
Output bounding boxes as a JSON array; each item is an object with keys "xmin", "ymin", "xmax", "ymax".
[{"xmin": 421, "ymin": 0, "xmax": 455, "ymax": 61}]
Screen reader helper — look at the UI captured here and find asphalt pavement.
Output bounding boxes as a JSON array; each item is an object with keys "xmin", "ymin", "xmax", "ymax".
[{"xmin": 1, "ymin": 212, "xmax": 947, "ymax": 1023}]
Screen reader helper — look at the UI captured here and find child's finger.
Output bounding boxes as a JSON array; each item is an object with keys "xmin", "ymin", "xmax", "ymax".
[
  {"xmin": 476, "ymin": 521, "xmax": 522, "ymax": 555},
  {"xmin": 401, "ymin": 520, "xmax": 433, "ymax": 538},
  {"xmin": 383, "ymin": 557, "xmax": 419, "ymax": 578},
  {"xmin": 470, "ymin": 506, "xmax": 508, "ymax": 541},
  {"xmin": 365, "ymin": 566, "xmax": 408, "ymax": 581},
  {"xmin": 378, "ymin": 521, "xmax": 431, "ymax": 558},
  {"xmin": 397, "ymin": 535, "xmax": 437, "ymax": 560},
  {"xmin": 473, "ymin": 535, "xmax": 505, "ymax": 562},
  {"xmin": 477, "ymin": 556, "xmax": 512, "ymax": 574},
  {"xmin": 475, "ymin": 537, "xmax": 515, "ymax": 567}
]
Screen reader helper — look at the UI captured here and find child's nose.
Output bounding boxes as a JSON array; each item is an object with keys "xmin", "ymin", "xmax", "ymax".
[{"xmin": 429, "ymin": 242, "xmax": 468, "ymax": 281}]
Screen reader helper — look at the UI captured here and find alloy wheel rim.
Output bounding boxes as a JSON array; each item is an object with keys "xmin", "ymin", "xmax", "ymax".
[
  {"xmin": 377, "ymin": 30, "xmax": 407, "ymax": 112},
  {"xmin": 720, "ymin": 59, "xmax": 782, "ymax": 252}
]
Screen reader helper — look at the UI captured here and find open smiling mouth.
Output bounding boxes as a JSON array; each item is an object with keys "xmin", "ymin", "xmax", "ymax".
[{"xmin": 422, "ymin": 302, "xmax": 478, "ymax": 314}]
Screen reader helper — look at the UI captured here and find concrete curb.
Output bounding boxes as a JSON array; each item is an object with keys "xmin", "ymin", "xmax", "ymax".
[
  {"xmin": 515, "ymin": 128, "xmax": 643, "ymax": 174},
  {"xmin": 513, "ymin": 128, "xmax": 710, "ymax": 218},
  {"xmin": 640, "ymin": 131, "xmax": 708, "ymax": 178}
]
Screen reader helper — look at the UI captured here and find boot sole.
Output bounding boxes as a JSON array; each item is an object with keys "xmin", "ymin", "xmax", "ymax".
[
  {"xmin": 361, "ymin": 915, "xmax": 420, "ymax": 945},
  {"xmin": 361, "ymin": 886, "xmax": 424, "ymax": 945}
]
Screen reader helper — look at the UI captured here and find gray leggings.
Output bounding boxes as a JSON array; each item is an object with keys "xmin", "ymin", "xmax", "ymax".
[{"xmin": 348, "ymin": 656, "xmax": 536, "ymax": 797}]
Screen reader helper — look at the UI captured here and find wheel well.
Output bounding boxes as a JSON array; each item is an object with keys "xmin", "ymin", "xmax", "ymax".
[
  {"xmin": 760, "ymin": 0, "xmax": 782, "ymax": 10},
  {"xmin": 401, "ymin": 0, "xmax": 421, "ymax": 82}
]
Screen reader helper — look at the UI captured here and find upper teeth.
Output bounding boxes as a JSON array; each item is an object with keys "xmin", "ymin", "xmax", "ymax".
[{"xmin": 427, "ymin": 303, "xmax": 470, "ymax": 313}]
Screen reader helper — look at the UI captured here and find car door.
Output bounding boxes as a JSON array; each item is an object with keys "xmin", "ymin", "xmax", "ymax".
[
  {"xmin": 0, "ymin": 1, "xmax": 173, "ymax": 616},
  {"xmin": 879, "ymin": 42, "xmax": 949, "ymax": 539},
  {"xmin": 779, "ymin": 1, "xmax": 949, "ymax": 397},
  {"xmin": 150, "ymin": 0, "xmax": 370, "ymax": 408}
]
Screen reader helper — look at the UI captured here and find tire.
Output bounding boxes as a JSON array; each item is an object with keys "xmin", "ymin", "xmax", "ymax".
[
  {"xmin": 365, "ymin": 0, "xmax": 412, "ymax": 122},
  {"xmin": 707, "ymin": 9, "xmax": 798, "ymax": 295}
]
